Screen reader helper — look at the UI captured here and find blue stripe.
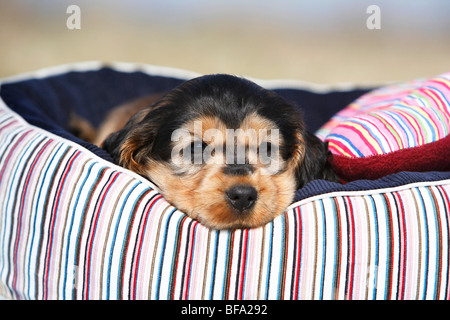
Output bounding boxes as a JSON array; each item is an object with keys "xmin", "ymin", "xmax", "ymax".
[
  {"xmin": 330, "ymin": 198, "xmax": 339, "ymax": 299},
  {"xmin": 19, "ymin": 136, "xmax": 51, "ymax": 299},
  {"xmin": 381, "ymin": 194, "xmax": 390, "ymax": 299},
  {"xmin": 62, "ymin": 160, "xmax": 95, "ymax": 298},
  {"xmin": 155, "ymin": 207, "xmax": 177, "ymax": 299},
  {"xmin": 26, "ymin": 142, "xmax": 64, "ymax": 298},
  {"xmin": 44, "ymin": 149, "xmax": 79, "ymax": 298},
  {"xmin": 221, "ymin": 231, "xmax": 231, "ymax": 299},
  {"xmin": 85, "ymin": 171, "xmax": 119, "ymax": 299},
  {"xmin": 186, "ymin": 222, "xmax": 199, "ymax": 299},
  {"xmin": 1, "ymin": 131, "xmax": 35, "ymax": 280},
  {"xmin": 368, "ymin": 195, "xmax": 379, "ymax": 300},
  {"xmin": 436, "ymin": 186, "xmax": 450, "ymax": 299},
  {"xmin": 426, "ymin": 187, "xmax": 440, "ymax": 299},
  {"xmin": 134, "ymin": 197, "xmax": 162, "ymax": 296},
  {"xmin": 424, "ymin": 85, "xmax": 450, "ymax": 107},
  {"xmin": 383, "ymin": 110, "xmax": 414, "ymax": 148},
  {"xmin": 241, "ymin": 230, "xmax": 251, "ymax": 299},
  {"xmin": 397, "ymin": 103, "xmax": 437, "ymax": 142},
  {"xmin": 166, "ymin": 212, "xmax": 188, "ymax": 300},
  {"xmin": 0, "ymin": 135, "xmax": 45, "ymax": 298},
  {"xmin": 0, "ymin": 131, "xmax": 41, "ymax": 297},
  {"xmin": 296, "ymin": 207, "xmax": 304, "ymax": 299},
  {"xmin": 107, "ymin": 181, "xmax": 142, "ymax": 299},
  {"xmin": 208, "ymin": 231, "xmax": 220, "ymax": 299},
  {"xmin": 352, "ymin": 117, "xmax": 387, "ymax": 153},
  {"xmin": 318, "ymin": 200, "xmax": 326, "ymax": 300},
  {"xmin": 276, "ymin": 215, "xmax": 286, "ymax": 299},
  {"xmin": 104, "ymin": 180, "xmax": 140, "ymax": 298},
  {"xmin": 326, "ymin": 133, "xmax": 364, "ymax": 157},
  {"xmin": 264, "ymin": 222, "xmax": 274, "ymax": 299},
  {"xmin": 416, "ymin": 187, "xmax": 429, "ymax": 299}
]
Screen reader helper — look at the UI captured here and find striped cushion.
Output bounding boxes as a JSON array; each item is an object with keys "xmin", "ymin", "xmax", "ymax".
[
  {"xmin": 1, "ymin": 104, "xmax": 450, "ymax": 300},
  {"xmin": 317, "ymin": 72, "xmax": 450, "ymax": 181}
]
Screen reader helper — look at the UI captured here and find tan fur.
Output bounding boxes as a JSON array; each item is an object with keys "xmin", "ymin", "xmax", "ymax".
[
  {"xmin": 76, "ymin": 94, "xmax": 306, "ymax": 229},
  {"xmin": 136, "ymin": 113, "xmax": 302, "ymax": 229},
  {"xmin": 70, "ymin": 94, "xmax": 163, "ymax": 146},
  {"xmin": 94, "ymin": 94, "xmax": 163, "ymax": 146},
  {"xmin": 144, "ymin": 160, "xmax": 297, "ymax": 229}
]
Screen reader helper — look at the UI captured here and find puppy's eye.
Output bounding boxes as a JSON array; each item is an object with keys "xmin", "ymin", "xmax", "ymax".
[
  {"xmin": 190, "ymin": 140, "xmax": 207, "ymax": 163},
  {"xmin": 259, "ymin": 141, "xmax": 273, "ymax": 157},
  {"xmin": 191, "ymin": 141, "xmax": 207, "ymax": 153}
]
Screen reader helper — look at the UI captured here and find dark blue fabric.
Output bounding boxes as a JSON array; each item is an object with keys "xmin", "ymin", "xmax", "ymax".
[
  {"xmin": 273, "ymin": 88, "xmax": 370, "ymax": 133},
  {"xmin": 294, "ymin": 171, "xmax": 450, "ymax": 201},
  {"xmin": 2, "ymin": 67, "xmax": 448, "ymax": 201},
  {"xmin": 1, "ymin": 68, "xmax": 187, "ymax": 162},
  {"xmin": 0, "ymin": 68, "xmax": 370, "ymax": 159}
]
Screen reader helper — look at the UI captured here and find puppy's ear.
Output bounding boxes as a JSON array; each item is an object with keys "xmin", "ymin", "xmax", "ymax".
[
  {"xmin": 295, "ymin": 131, "xmax": 338, "ymax": 188},
  {"xmin": 102, "ymin": 109, "xmax": 157, "ymax": 176}
]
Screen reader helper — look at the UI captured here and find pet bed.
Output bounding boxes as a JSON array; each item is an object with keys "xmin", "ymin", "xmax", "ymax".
[{"xmin": 0, "ymin": 62, "xmax": 449, "ymax": 300}]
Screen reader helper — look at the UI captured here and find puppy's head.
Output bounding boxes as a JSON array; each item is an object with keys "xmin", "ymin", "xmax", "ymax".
[{"xmin": 103, "ymin": 74, "xmax": 337, "ymax": 229}]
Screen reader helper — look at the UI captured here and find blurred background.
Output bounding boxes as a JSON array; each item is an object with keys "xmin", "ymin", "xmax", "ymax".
[{"xmin": 1, "ymin": 0, "xmax": 449, "ymax": 84}]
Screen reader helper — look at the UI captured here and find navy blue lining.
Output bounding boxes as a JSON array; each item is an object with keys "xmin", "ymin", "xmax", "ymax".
[
  {"xmin": 1, "ymin": 67, "xmax": 448, "ymax": 200},
  {"xmin": 294, "ymin": 171, "xmax": 450, "ymax": 202}
]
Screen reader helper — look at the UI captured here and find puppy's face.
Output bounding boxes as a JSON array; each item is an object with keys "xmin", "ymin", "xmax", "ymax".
[{"xmin": 103, "ymin": 75, "xmax": 336, "ymax": 229}]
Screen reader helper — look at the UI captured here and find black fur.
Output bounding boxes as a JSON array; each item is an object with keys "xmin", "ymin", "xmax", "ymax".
[{"xmin": 102, "ymin": 74, "xmax": 338, "ymax": 188}]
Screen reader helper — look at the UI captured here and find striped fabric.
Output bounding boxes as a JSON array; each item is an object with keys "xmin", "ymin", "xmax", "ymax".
[
  {"xmin": 1, "ymin": 101, "xmax": 450, "ymax": 300},
  {"xmin": 317, "ymin": 72, "xmax": 450, "ymax": 157}
]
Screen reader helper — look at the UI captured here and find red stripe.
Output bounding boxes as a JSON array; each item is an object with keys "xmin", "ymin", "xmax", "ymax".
[
  {"xmin": 345, "ymin": 197, "xmax": 356, "ymax": 299},
  {"xmin": 44, "ymin": 150, "xmax": 81, "ymax": 299},
  {"xmin": 131, "ymin": 194, "xmax": 162, "ymax": 299},
  {"xmin": 281, "ymin": 213, "xmax": 289, "ymax": 299},
  {"xmin": 0, "ymin": 130, "xmax": 32, "ymax": 183},
  {"xmin": 225, "ymin": 232, "xmax": 235, "ymax": 299},
  {"xmin": 394, "ymin": 192, "xmax": 407, "ymax": 299},
  {"xmin": 334, "ymin": 199, "xmax": 343, "ymax": 299},
  {"xmin": 436, "ymin": 185, "xmax": 450, "ymax": 299},
  {"xmin": 430, "ymin": 187, "xmax": 444, "ymax": 299},
  {"xmin": 12, "ymin": 139, "xmax": 53, "ymax": 293},
  {"xmin": 171, "ymin": 216, "xmax": 188, "ymax": 300},
  {"xmin": 238, "ymin": 229, "xmax": 249, "ymax": 299},
  {"xmin": 293, "ymin": 207, "xmax": 302, "ymax": 300},
  {"xmin": 0, "ymin": 119, "xmax": 18, "ymax": 135},
  {"xmin": 183, "ymin": 221, "xmax": 199, "ymax": 300},
  {"xmin": 328, "ymin": 137, "xmax": 356, "ymax": 157},
  {"xmin": 337, "ymin": 123, "xmax": 380, "ymax": 155},
  {"xmin": 84, "ymin": 171, "xmax": 121, "ymax": 298},
  {"xmin": 386, "ymin": 195, "xmax": 396, "ymax": 300},
  {"xmin": 118, "ymin": 189, "xmax": 152, "ymax": 299},
  {"xmin": 421, "ymin": 88, "xmax": 448, "ymax": 115}
]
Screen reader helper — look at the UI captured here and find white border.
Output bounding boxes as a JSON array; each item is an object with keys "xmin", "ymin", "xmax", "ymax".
[
  {"xmin": 287, "ymin": 178, "xmax": 450, "ymax": 210},
  {"xmin": 0, "ymin": 61, "xmax": 383, "ymax": 93}
]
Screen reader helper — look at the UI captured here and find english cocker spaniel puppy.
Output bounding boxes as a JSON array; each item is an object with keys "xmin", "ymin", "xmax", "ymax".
[{"xmin": 83, "ymin": 74, "xmax": 338, "ymax": 229}]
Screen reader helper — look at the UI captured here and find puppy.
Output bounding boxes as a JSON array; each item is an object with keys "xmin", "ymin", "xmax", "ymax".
[{"xmin": 90, "ymin": 74, "xmax": 337, "ymax": 229}]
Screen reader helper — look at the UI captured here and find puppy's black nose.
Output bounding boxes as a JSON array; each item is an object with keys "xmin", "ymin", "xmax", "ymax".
[{"xmin": 225, "ymin": 184, "xmax": 257, "ymax": 212}]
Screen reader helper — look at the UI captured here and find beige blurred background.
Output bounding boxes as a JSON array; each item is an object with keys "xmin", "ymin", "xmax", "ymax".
[{"xmin": 1, "ymin": 0, "xmax": 449, "ymax": 84}]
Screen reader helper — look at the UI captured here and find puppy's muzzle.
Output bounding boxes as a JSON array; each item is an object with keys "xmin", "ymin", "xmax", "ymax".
[
  {"xmin": 223, "ymin": 164, "xmax": 257, "ymax": 213},
  {"xmin": 225, "ymin": 184, "xmax": 257, "ymax": 213}
]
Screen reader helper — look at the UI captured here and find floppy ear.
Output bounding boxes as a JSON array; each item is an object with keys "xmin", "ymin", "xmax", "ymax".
[
  {"xmin": 295, "ymin": 131, "xmax": 339, "ymax": 188},
  {"xmin": 102, "ymin": 109, "xmax": 158, "ymax": 176}
]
